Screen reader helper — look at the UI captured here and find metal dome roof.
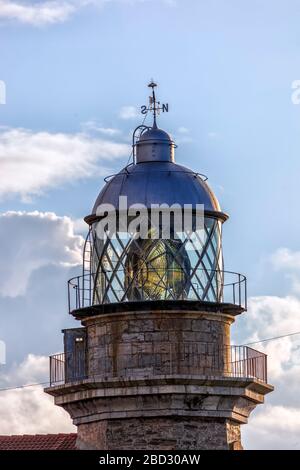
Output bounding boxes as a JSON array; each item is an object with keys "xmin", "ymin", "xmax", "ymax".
[
  {"xmin": 138, "ymin": 127, "xmax": 172, "ymax": 143},
  {"xmin": 135, "ymin": 125, "xmax": 175, "ymax": 163},
  {"xmin": 89, "ymin": 160, "xmax": 225, "ymax": 220}
]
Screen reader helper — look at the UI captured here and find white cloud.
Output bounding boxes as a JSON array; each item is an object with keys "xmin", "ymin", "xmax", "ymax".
[
  {"xmin": 246, "ymin": 295, "xmax": 300, "ymax": 340},
  {"xmin": 175, "ymin": 126, "xmax": 194, "ymax": 144},
  {"xmin": 0, "ymin": 211, "xmax": 79, "ymax": 434},
  {"xmin": 0, "ymin": 0, "xmax": 77, "ymax": 26},
  {"xmin": 255, "ymin": 405, "xmax": 300, "ymax": 434},
  {"xmin": 81, "ymin": 120, "xmax": 121, "ymax": 136},
  {"xmin": 0, "ymin": 211, "xmax": 84, "ymax": 297},
  {"xmin": 0, "ymin": 127, "xmax": 129, "ymax": 201},
  {"xmin": 0, "ymin": 211, "xmax": 81, "ymax": 435},
  {"xmin": 271, "ymin": 248, "xmax": 300, "ymax": 271},
  {"xmin": 0, "ymin": 0, "xmax": 173, "ymax": 27},
  {"xmin": 245, "ymin": 405, "xmax": 300, "ymax": 450},
  {"xmin": 0, "ymin": 385, "xmax": 75, "ymax": 434},
  {"xmin": 242, "ymin": 295, "xmax": 300, "ymax": 378},
  {"xmin": 177, "ymin": 126, "xmax": 189, "ymax": 134},
  {"xmin": 0, "ymin": 210, "xmax": 81, "ymax": 368},
  {"xmin": 73, "ymin": 217, "xmax": 88, "ymax": 234},
  {"xmin": 96, "ymin": 127, "xmax": 122, "ymax": 136},
  {"xmin": 1, "ymin": 353, "xmax": 48, "ymax": 386},
  {"xmin": 270, "ymin": 248, "xmax": 300, "ymax": 294},
  {"xmin": 119, "ymin": 105, "xmax": 140, "ymax": 120},
  {"xmin": 0, "ymin": 354, "xmax": 75, "ymax": 434}
]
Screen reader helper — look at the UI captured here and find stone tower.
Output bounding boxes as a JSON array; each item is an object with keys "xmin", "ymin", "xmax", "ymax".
[{"xmin": 45, "ymin": 83, "xmax": 273, "ymax": 450}]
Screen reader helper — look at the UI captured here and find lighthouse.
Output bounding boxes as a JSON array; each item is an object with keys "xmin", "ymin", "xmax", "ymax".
[{"xmin": 45, "ymin": 82, "xmax": 273, "ymax": 450}]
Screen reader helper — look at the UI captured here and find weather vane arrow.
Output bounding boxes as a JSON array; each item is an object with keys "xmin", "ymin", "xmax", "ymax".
[{"xmin": 140, "ymin": 80, "xmax": 169, "ymax": 126}]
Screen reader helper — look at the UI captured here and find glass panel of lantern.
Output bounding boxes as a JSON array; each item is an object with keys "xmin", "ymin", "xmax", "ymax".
[{"xmin": 90, "ymin": 214, "xmax": 223, "ymax": 304}]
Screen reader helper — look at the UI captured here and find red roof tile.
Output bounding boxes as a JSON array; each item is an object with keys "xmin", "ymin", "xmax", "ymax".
[{"xmin": 0, "ymin": 433, "xmax": 77, "ymax": 450}]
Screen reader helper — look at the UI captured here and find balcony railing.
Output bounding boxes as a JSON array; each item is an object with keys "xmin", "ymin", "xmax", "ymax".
[
  {"xmin": 50, "ymin": 353, "xmax": 65, "ymax": 386},
  {"xmin": 49, "ymin": 344, "xmax": 267, "ymax": 386},
  {"xmin": 68, "ymin": 269, "xmax": 247, "ymax": 313}
]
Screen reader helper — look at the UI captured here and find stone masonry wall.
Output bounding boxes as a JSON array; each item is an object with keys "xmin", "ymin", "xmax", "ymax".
[
  {"xmin": 84, "ymin": 310, "xmax": 233, "ymax": 379},
  {"xmin": 76, "ymin": 417, "xmax": 241, "ymax": 450}
]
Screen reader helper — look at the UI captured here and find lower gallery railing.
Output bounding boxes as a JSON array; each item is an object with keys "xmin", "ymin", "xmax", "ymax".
[{"xmin": 49, "ymin": 344, "xmax": 267, "ymax": 386}]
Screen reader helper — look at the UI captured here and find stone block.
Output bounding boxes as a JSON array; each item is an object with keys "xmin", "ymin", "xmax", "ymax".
[
  {"xmin": 145, "ymin": 332, "xmax": 169, "ymax": 342},
  {"xmin": 192, "ymin": 319, "xmax": 212, "ymax": 332},
  {"xmin": 132, "ymin": 342, "xmax": 153, "ymax": 354},
  {"xmin": 160, "ymin": 318, "xmax": 192, "ymax": 331},
  {"xmin": 182, "ymin": 331, "xmax": 213, "ymax": 342},
  {"xmin": 122, "ymin": 333, "xmax": 145, "ymax": 342},
  {"xmin": 128, "ymin": 319, "xmax": 154, "ymax": 333}
]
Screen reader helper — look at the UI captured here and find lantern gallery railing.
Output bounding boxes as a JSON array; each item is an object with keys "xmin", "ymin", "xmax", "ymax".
[
  {"xmin": 67, "ymin": 269, "xmax": 247, "ymax": 313},
  {"xmin": 49, "ymin": 344, "xmax": 267, "ymax": 386}
]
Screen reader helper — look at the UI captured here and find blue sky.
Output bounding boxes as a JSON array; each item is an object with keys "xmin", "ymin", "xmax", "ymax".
[{"xmin": 1, "ymin": 0, "xmax": 300, "ymax": 448}]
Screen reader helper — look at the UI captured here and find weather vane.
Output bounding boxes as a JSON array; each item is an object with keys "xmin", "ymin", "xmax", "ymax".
[{"xmin": 141, "ymin": 80, "xmax": 169, "ymax": 126}]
